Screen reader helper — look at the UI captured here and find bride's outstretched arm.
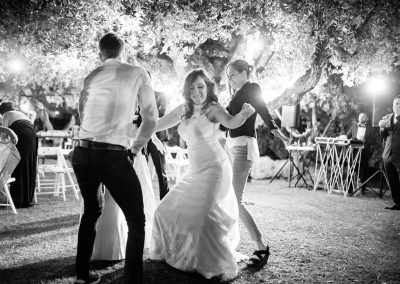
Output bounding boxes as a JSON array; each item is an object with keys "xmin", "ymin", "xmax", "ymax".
[
  {"xmin": 211, "ymin": 103, "xmax": 255, "ymax": 129},
  {"xmin": 154, "ymin": 104, "xmax": 184, "ymax": 132}
]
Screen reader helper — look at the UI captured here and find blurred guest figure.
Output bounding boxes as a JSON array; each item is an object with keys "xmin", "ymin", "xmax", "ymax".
[
  {"xmin": 379, "ymin": 95, "xmax": 400, "ymax": 210},
  {"xmin": 34, "ymin": 104, "xmax": 54, "ymax": 132},
  {"xmin": 345, "ymin": 112, "xmax": 375, "ymax": 192},
  {"xmin": 0, "ymin": 101, "xmax": 38, "ymax": 208},
  {"xmin": 146, "ymin": 90, "xmax": 170, "ymax": 199}
]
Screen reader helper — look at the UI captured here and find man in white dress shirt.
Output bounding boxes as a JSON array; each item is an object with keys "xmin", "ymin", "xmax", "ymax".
[{"xmin": 72, "ymin": 33, "xmax": 157, "ymax": 284}]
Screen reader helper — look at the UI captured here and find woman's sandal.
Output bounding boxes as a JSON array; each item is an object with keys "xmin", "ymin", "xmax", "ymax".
[{"xmin": 247, "ymin": 246, "xmax": 270, "ymax": 269}]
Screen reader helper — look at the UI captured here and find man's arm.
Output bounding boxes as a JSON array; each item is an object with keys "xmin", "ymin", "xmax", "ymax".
[{"xmin": 130, "ymin": 78, "xmax": 158, "ymax": 155}]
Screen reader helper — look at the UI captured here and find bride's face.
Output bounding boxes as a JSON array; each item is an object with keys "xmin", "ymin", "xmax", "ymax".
[{"xmin": 189, "ymin": 76, "xmax": 207, "ymax": 106}]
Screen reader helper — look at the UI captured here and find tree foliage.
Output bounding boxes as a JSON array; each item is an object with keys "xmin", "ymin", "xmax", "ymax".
[{"xmin": 0, "ymin": 0, "xmax": 399, "ymax": 122}]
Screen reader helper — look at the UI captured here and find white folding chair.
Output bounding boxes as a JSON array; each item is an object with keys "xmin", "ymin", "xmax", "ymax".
[
  {"xmin": 0, "ymin": 178, "xmax": 17, "ymax": 214},
  {"xmin": 165, "ymin": 146, "xmax": 189, "ymax": 182},
  {"xmin": 35, "ymin": 147, "xmax": 79, "ymax": 202},
  {"xmin": 0, "ymin": 140, "xmax": 20, "ymax": 214}
]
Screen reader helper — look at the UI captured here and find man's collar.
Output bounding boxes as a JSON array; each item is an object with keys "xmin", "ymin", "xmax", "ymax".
[{"xmin": 102, "ymin": 58, "xmax": 121, "ymax": 65}]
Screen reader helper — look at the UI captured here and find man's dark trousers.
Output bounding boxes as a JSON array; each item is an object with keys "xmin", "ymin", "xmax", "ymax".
[
  {"xmin": 384, "ymin": 157, "xmax": 400, "ymax": 206},
  {"xmin": 72, "ymin": 146, "xmax": 145, "ymax": 284},
  {"xmin": 147, "ymin": 139, "xmax": 169, "ymax": 199}
]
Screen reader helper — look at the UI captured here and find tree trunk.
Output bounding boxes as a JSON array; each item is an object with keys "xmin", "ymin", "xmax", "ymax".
[{"xmin": 267, "ymin": 39, "xmax": 330, "ymax": 112}]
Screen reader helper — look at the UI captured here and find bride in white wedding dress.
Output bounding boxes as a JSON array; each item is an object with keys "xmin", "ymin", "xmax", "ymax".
[{"xmin": 149, "ymin": 69, "xmax": 254, "ymax": 280}]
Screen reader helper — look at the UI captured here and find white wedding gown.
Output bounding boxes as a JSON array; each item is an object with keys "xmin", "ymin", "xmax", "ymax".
[
  {"xmin": 91, "ymin": 152, "xmax": 156, "ymax": 260},
  {"xmin": 149, "ymin": 112, "xmax": 242, "ymax": 280}
]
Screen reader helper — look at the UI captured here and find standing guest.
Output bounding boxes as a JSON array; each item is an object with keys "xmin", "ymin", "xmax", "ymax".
[
  {"xmin": 223, "ymin": 59, "xmax": 287, "ymax": 269},
  {"xmin": 146, "ymin": 90, "xmax": 170, "ymax": 199},
  {"xmin": 0, "ymin": 101, "xmax": 38, "ymax": 208},
  {"xmin": 34, "ymin": 105, "xmax": 54, "ymax": 132},
  {"xmin": 379, "ymin": 95, "xmax": 400, "ymax": 210},
  {"xmin": 72, "ymin": 33, "xmax": 157, "ymax": 284},
  {"xmin": 150, "ymin": 69, "xmax": 255, "ymax": 281},
  {"xmin": 345, "ymin": 112, "xmax": 375, "ymax": 192}
]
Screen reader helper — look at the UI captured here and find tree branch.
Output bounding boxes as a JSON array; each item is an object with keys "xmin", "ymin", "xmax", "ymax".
[{"xmin": 267, "ymin": 39, "xmax": 329, "ymax": 111}]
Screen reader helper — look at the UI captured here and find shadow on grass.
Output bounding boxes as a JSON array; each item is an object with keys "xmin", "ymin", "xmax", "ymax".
[
  {"xmin": 0, "ymin": 256, "xmax": 76, "ymax": 283},
  {"xmin": 0, "ymin": 214, "xmax": 80, "ymax": 240},
  {"xmin": 1, "ymin": 258, "xmax": 230, "ymax": 284},
  {"xmin": 100, "ymin": 259, "xmax": 230, "ymax": 284}
]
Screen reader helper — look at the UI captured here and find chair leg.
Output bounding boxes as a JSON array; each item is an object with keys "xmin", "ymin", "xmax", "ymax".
[
  {"xmin": 65, "ymin": 170, "xmax": 80, "ymax": 200},
  {"xmin": 36, "ymin": 172, "xmax": 41, "ymax": 192},
  {"xmin": 60, "ymin": 174, "xmax": 67, "ymax": 201},
  {"xmin": 54, "ymin": 173, "xmax": 61, "ymax": 197},
  {"xmin": 4, "ymin": 184, "xmax": 17, "ymax": 214}
]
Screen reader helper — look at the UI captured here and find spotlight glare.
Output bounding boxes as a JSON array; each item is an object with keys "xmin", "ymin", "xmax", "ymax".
[
  {"xmin": 7, "ymin": 59, "xmax": 24, "ymax": 73},
  {"xmin": 365, "ymin": 75, "xmax": 390, "ymax": 97}
]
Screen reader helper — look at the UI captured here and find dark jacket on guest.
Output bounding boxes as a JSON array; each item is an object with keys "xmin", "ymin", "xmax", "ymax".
[
  {"xmin": 221, "ymin": 82, "xmax": 277, "ymax": 138},
  {"xmin": 154, "ymin": 91, "xmax": 169, "ymax": 141},
  {"xmin": 346, "ymin": 123, "xmax": 375, "ymax": 145},
  {"xmin": 382, "ymin": 113, "xmax": 400, "ymax": 160}
]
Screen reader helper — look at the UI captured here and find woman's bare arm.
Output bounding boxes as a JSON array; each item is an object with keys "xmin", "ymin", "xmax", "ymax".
[
  {"xmin": 155, "ymin": 104, "xmax": 185, "ymax": 132},
  {"xmin": 211, "ymin": 103, "xmax": 254, "ymax": 129}
]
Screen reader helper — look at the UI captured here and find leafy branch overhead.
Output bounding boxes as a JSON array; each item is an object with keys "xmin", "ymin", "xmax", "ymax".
[{"xmin": 0, "ymin": 0, "xmax": 398, "ymax": 116}]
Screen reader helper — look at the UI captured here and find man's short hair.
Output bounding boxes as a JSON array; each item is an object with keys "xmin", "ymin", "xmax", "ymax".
[
  {"xmin": 99, "ymin": 33, "xmax": 124, "ymax": 59},
  {"xmin": 0, "ymin": 102, "xmax": 14, "ymax": 114}
]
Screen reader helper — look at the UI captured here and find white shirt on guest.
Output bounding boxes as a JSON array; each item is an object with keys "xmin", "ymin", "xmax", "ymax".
[
  {"xmin": 356, "ymin": 126, "xmax": 366, "ymax": 141},
  {"xmin": 78, "ymin": 58, "xmax": 153, "ymax": 148}
]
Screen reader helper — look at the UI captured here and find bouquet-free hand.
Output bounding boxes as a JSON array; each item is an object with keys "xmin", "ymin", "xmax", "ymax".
[
  {"xmin": 378, "ymin": 119, "xmax": 387, "ymax": 129},
  {"xmin": 240, "ymin": 103, "xmax": 255, "ymax": 118},
  {"xmin": 271, "ymin": 129, "xmax": 290, "ymax": 144}
]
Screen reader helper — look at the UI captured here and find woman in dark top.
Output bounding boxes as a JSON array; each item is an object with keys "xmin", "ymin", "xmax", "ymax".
[
  {"xmin": 0, "ymin": 101, "xmax": 38, "ymax": 208},
  {"xmin": 224, "ymin": 59, "xmax": 282, "ymax": 269}
]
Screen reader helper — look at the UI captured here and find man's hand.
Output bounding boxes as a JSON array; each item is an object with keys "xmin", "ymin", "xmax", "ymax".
[{"xmin": 378, "ymin": 119, "xmax": 387, "ymax": 130}]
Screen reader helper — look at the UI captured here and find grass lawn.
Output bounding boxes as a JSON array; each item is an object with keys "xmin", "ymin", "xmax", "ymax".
[{"xmin": 1, "ymin": 178, "xmax": 400, "ymax": 284}]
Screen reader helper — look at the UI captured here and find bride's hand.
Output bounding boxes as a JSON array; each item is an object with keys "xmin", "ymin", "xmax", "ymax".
[{"xmin": 240, "ymin": 103, "xmax": 255, "ymax": 118}]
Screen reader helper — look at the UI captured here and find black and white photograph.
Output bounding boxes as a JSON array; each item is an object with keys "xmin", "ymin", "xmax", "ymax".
[{"xmin": 0, "ymin": 1, "xmax": 399, "ymax": 283}]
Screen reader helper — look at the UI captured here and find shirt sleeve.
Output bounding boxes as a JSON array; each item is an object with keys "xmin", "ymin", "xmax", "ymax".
[{"xmin": 248, "ymin": 84, "xmax": 277, "ymax": 131}]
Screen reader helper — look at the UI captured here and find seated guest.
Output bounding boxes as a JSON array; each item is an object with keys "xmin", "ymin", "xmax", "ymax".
[{"xmin": 0, "ymin": 101, "xmax": 38, "ymax": 208}]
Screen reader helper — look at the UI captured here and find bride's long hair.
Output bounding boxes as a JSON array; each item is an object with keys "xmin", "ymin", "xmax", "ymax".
[{"xmin": 182, "ymin": 69, "xmax": 218, "ymax": 120}]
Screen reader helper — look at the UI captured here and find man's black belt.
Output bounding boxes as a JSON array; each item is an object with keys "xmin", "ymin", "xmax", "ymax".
[{"xmin": 76, "ymin": 140, "xmax": 126, "ymax": 151}]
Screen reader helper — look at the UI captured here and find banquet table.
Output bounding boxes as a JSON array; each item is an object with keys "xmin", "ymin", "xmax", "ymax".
[{"xmin": 37, "ymin": 130, "xmax": 74, "ymax": 148}]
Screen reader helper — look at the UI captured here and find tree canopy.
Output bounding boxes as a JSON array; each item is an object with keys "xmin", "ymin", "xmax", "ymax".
[{"xmin": 1, "ymin": 0, "xmax": 399, "ymax": 120}]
